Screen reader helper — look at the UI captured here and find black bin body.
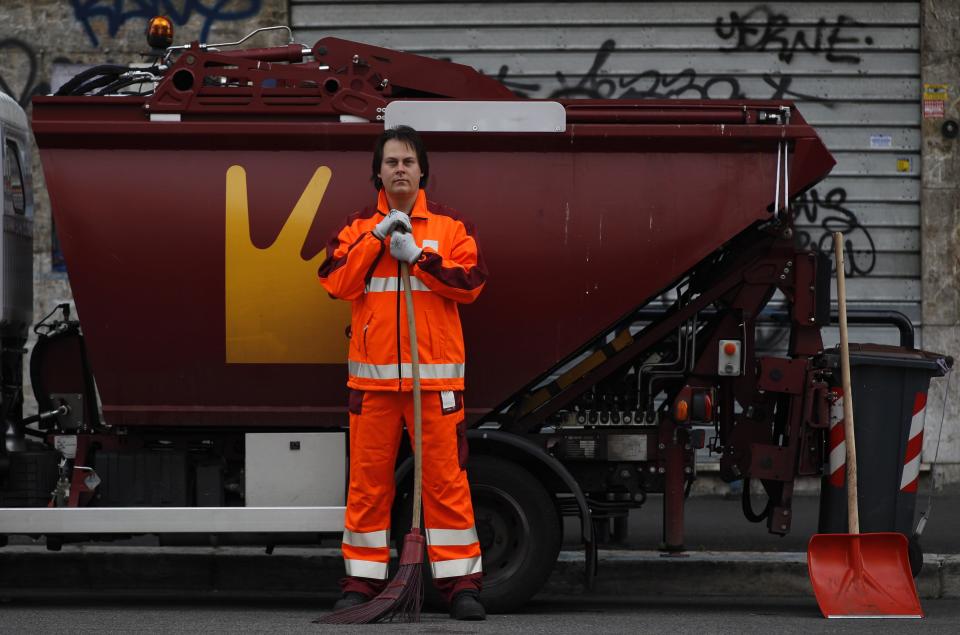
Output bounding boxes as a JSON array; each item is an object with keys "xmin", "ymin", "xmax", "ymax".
[{"xmin": 818, "ymin": 344, "xmax": 951, "ymax": 536}]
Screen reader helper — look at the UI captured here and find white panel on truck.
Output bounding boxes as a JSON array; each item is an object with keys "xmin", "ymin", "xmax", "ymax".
[{"xmin": 245, "ymin": 432, "xmax": 346, "ymax": 507}]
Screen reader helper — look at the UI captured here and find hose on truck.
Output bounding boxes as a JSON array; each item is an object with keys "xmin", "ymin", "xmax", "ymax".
[
  {"xmin": 55, "ymin": 65, "xmax": 161, "ymax": 97},
  {"xmin": 741, "ymin": 477, "xmax": 773, "ymax": 523},
  {"xmin": 94, "ymin": 75, "xmax": 157, "ymax": 96},
  {"xmin": 55, "ymin": 65, "xmax": 130, "ymax": 96}
]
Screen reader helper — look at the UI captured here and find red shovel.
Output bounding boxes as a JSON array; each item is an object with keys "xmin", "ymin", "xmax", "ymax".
[{"xmin": 807, "ymin": 233, "xmax": 923, "ymax": 618}]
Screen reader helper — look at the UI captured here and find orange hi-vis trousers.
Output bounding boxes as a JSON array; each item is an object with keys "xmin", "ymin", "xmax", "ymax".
[{"xmin": 341, "ymin": 389, "xmax": 482, "ymax": 600}]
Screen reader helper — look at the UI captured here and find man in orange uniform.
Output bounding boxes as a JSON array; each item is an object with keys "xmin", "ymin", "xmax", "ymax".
[{"xmin": 318, "ymin": 125, "xmax": 488, "ymax": 620}]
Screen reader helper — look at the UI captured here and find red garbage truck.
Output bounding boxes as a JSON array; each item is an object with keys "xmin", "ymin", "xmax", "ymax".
[{"xmin": 0, "ymin": 26, "xmax": 948, "ymax": 611}]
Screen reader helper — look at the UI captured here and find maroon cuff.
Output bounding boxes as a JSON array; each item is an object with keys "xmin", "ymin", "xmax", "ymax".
[
  {"xmin": 340, "ymin": 575, "xmax": 388, "ymax": 598},
  {"xmin": 432, "ymin": 572, "xmax": 483, "ymax": 604}
]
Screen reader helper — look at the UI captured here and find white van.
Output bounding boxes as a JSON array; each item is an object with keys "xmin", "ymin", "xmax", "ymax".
[{"xmin": 0, "ymin": 91, "xmax": 32, "ymax": 331}]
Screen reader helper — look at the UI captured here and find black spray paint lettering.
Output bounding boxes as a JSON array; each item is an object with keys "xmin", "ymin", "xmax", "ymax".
[
  {"xmin": 550, "ymin": 39, "xmax": 619, "ymax": 99},
  {"xmin": 549, "ymin": 40, "xmax": 746, "ymax": 100},
  {"xmin": 494, "ymin": 65, "xmax": 541, "ymax": 97},
  {"xmin": 495, "ymin": 40, "xmax": 826, "ymax": 103},
  {"xmin": 616, "ymin": 69, "xmax": 745, "ymax": 100},
  {"xmin": 791, "ymin": 187, "xmax": 876, "ymax": 277},
  {"xmin": 0, "ymin": 39, "xmax": 51, "ymax": 107},
  {"xmin": 715, "ymin": 6, "xmax": 871, "ymax": 64},
  {"xmin": 760, "ymin": 73, "xmax": 824, "ymax": 102},
  {"xmin": 70, "ymin": 0, "xmax": 263, "ymax": 48}
]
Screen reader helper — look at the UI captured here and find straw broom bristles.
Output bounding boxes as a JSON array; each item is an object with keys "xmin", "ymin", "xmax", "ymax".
[{"xmin": 315, "ymin": 529, "xmax": 425, "ymax": 624}]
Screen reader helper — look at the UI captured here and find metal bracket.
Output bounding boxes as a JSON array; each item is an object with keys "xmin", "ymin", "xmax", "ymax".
[{"xmin": 49, "ymin": 393, "xmax": 84, "ymax": 430}]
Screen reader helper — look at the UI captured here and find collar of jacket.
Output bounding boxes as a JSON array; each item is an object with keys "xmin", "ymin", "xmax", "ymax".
[{"xmin": 376, "ymin": 188, "xmax": 428, "ymax": 219}]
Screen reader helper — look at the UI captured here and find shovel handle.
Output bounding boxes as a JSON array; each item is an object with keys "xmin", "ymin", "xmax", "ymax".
[
  {"xmin": 400, "ymin": 262, "xmax": 423, "ymax": 530},
  {"xmin": 834, "ymin": 232, "xmax": 859, "ymax": 535}
]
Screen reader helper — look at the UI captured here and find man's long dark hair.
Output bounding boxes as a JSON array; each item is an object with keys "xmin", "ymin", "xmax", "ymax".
[{"xmin": 371, "ymin": 125, "xmax": 430, "ymax": 191}]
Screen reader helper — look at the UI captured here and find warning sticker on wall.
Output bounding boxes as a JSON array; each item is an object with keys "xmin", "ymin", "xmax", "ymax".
[
  {"xmin": 896, "ymin": 158, "xmax": 912, "ymax": 173},
  {"xmin": 923, "ymin": 83, "xmax": 948, "ymax": 119},
  {"xmin": 870, "ymin": 134, "xmax": 892, "ymax": 149},
  {"xmin": 924, "ymin": 101, "xmax": 945, "ymax": 118}
]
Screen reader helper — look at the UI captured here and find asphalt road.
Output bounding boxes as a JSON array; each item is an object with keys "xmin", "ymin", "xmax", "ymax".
[{"xmin": 1, "ymin": 596, "xmax": 958, "ymax": 634}]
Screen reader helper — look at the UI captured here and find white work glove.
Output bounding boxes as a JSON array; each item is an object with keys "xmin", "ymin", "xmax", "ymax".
[
  {"xmin": 390, "ymin": 231, "xmax": 423, "ymax": 264},
  {"xmin": 372, "ymin": 209, "xmax": 412, "ymax": 240}
]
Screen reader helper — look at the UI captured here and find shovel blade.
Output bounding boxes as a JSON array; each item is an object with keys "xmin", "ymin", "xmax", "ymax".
[{"xmin": 808, "ymin": 532, "xmax": 922, "ymax": 618}]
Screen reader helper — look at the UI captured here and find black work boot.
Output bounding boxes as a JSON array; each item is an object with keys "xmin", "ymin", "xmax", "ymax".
[
  {"xmin": 449, "ymin": 590, "xmax": 486, "ymax": 621},
  {"xmin": 333, "ymin": 591, "xmax": 369, "ymax": 611}
]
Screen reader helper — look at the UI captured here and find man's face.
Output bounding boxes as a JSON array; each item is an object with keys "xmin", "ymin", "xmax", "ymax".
[{"xmin": 379, "ymin": 139, "xmax": 422, "ymax": 198}]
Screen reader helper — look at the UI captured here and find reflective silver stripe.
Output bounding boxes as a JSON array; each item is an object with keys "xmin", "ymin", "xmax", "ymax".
[
  {"xmin": 349, "ymin": 361, "xmax": 400, "ymax": 380},
  {"xmin": 431, "ymin": 556, "xmax": 483, "ymax": 579},
  {"xmin": 342, "ymin": 528, "xmax": 389, "ymax": 548},
  {"xmin": 344, "ymin": 558, "xmax": 389, "ymax": 579},
  {"xmin": 401, "ymin": 363, "xmax": 464, "ymax": 379},
  {"xmin": 349, "ymin": 361, "xmax": 465, "ymax": 381},
  {"xmin": 425, "ymin": 527, "xmax": 479, "ymax": 546},
  {"xmin": 365, "ymin": 276, "xmax": 431, "ymax": 293}
]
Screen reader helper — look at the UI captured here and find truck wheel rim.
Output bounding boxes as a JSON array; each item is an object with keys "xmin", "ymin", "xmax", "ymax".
[{"xmin": 473, "ymin": 484, "xmax": 531, "ymax": 585}]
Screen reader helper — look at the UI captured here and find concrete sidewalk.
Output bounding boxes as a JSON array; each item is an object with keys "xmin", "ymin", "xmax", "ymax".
[{"xmin": 1, "ymin": 490, "xmax": 957, "ymax": 601}]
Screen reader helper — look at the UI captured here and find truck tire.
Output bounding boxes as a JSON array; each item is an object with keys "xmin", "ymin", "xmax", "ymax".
[
  {"xmin": 393, "ymin": 454, "xmax": 562, "ymax": 613},
  {"xmin": 469, "ymin": 455, "xmax": 561, "ymax": 613}
]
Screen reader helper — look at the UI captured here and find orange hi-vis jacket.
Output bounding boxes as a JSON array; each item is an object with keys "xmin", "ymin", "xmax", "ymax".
[{"xmin": 318, "ymin": 189, "xmax": 487, "ymax": 391}]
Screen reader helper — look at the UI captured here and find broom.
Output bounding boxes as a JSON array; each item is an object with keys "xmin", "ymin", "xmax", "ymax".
[{"xmin": 317, "ymin": 261, "xmax": 425, "ymax": 624}]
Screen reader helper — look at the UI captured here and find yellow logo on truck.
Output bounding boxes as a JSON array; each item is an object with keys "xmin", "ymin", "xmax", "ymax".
[{"xmin": 225, "ymin": 165, "xmax": 349, "ymax": 363}]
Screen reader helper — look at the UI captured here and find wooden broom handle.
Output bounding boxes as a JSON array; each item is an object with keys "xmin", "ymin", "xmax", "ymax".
[
  {"xmin": 834, "ymin": 232, "xmax": 859, "ymax": 535},
  {"xmin": 400, "ymin": 262, "xmax": 423, "ymax": 530}
]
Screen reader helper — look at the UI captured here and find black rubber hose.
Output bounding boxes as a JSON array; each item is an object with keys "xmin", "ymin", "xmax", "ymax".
[
  {"xmin": 95, "ymin": 75, "xmax": 158, "ymax": 96},
  {"xmin": 741, "ymin": 478, "xmax": 773, "ymax": 523},
  {"xmin": 20, "ymin": 426, "xmax": 46, "ymax": 438},
  {"xmin": 55, "ymin": 64, "xmax": 128, "ymax": 96},
  {"xmin": 67, "ymin": 73, "xmax": 125, "ymax": 97}
]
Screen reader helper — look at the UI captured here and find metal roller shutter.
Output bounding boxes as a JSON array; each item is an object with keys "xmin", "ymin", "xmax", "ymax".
[{"xmin": 291, "ymin": 1, "xmax": 922, "ymax": 347}]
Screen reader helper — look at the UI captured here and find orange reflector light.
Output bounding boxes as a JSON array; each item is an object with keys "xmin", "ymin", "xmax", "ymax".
[
  {"xmin": 147, "ymin": 16, "xmax": 174, "ymax": 49},
  {"xmin": 723, "ymin": 342, "xmax": 738, "ymax": 356},
  {"xmin": 675, "ymin": 399, "xmax": 689, "ymax": 421}
]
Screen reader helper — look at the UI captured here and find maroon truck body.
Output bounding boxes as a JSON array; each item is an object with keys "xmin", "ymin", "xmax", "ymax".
[{"xmin": 31, "ymin": 43, "xmax": 833, "ymax": 429}]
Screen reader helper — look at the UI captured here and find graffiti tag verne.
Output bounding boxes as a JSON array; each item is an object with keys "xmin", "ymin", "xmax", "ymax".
[{"xmin": 714, "ymin": 6, "xmax": 871, "ymax": 64}]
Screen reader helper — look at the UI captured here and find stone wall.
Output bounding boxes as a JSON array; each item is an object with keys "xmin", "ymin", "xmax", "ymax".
[
  {"xmin": 0, "ymin": 0, "xmax": 287, "ymax": 412},
  {"xmin": 921, "ymin": 0, "xmax": 960, "ymax": 488}
]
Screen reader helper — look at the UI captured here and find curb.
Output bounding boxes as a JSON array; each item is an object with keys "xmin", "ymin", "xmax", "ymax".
[
  {"xmin": 0, "ymin": 546, "xmax": 957, "ymax": 600},
  {"xmin": 546, "ymin": 550, "xmax": 959, "ymax": 600}
]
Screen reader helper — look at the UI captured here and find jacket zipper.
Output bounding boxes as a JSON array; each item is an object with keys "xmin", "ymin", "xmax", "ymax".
[{"xmin": 396, "ymin": 259, "xmax": 402, "ymax": 391}]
